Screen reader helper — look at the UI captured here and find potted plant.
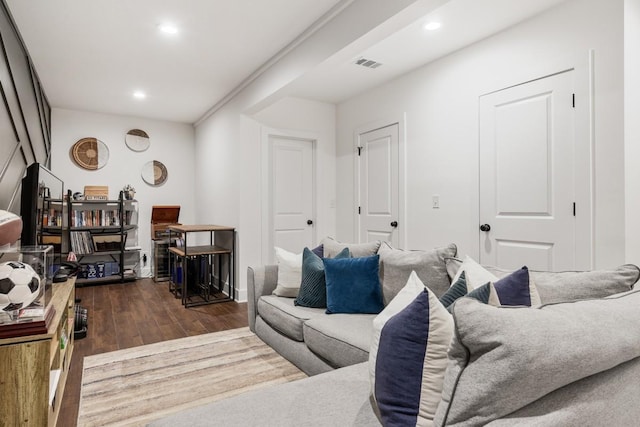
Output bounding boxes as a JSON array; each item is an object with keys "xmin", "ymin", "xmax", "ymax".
[{"xmin": 123, "ymin": 184, "xmax": 136, "ymax": 200}]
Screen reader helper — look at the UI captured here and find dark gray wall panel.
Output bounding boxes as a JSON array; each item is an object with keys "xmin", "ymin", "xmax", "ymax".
[
  {"xmin": 0, "ymin": 1, "xmax": 50, "ymax": 211},
  {"xmin": 0, "ymin": 83, "xmax": 20, "ymax": 178},
  {"xmin": 0, "ymin": 10, "xmax": 45, "ymax": 163},
  {"xmin": 0, "ymin": 146, "xmax": 25, "ymax": 212}
]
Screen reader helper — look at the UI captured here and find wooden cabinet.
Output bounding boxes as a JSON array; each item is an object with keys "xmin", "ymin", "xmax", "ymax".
[{"xmin": 0, "ymin": 278, "xmax": 75, "ymax": 426}]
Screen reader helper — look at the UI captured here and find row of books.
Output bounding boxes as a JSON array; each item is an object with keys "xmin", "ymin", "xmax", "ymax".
[
  {"xmin": 71, "ymin": 210, "xmax": 121, "ymax": 227},
  {"xmin": 41, "ymin": 209, "xmax": 63, "ymax": 227}
]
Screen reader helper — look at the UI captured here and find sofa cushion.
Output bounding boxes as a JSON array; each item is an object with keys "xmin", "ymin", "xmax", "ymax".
[
  {"xmin": 257, "ymin": 295, "xmax": 325, "ymax": 342},
  {"xmin": 483, "ymin": 264, "xmax": 640, "ymax": 304},
  {"xmin": 148, "ymin": 362, "xmax": 379, "ymax": 427},
  {"xmin": 295, "ymin": 247, "xmax": 349, "ymax": 309},
  {"xmin": 303, "ymin": 314, "xmax": 374, "ymax": 368},
  {"xmin": 273, "ymin": 247, "xmax": 303, "ymax": 297},
  {"xmin": 485, "ymin": 356, "xmax": 640, "ymax": 427},
  {"xmin": 434, "ymin": 289, "xmax": 640, "ymax": 426},
  {"xmin": 321, "ymin": 236, "xmax": 381, "ymax": 258},
  {"xmin": 324, "ymin": 255, "xmax": 384, "ymax": 314},
  {"xmin": 377, "ymin": 242, "xmax": 457, "ymax": 303},
  {"xmin": 370, "ymin": 271, "xmax": 453, "ymax": 427}
]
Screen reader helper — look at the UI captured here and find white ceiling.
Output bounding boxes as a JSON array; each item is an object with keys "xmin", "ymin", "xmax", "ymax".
[
  {"xmin": 289, "ymin": 0, "xmax": 569, "ymax": 103},
  {"xmin": 6, "ymin": 0, "xmax": 568, "ymax": 124}
]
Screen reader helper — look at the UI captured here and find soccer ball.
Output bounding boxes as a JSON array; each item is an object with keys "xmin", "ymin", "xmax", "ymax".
[{"xmin": 0, "ymin": 261, "xmax": 41, "ymax": 312}]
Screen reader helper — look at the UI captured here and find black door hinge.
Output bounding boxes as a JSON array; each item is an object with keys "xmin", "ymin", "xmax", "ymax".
[
  {"xmin": 357, "ymin": 146, "xmax": 362, "ymax": 156},
  {"xmin": 572, "ymin": 93, "xmax": 575, "ymax": 108},
  {"xmin": 358, "ymin": 206, "xmax": 361, "ymax": 215},
  {"xmin": 573, "ymin": 202, "xmax": 576, "ymax": 216}
]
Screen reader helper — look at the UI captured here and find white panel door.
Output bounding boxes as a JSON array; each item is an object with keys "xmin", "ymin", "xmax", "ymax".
[
  {"xmin": 359, "ymin": 124, "xmax": 399, "ymax": 246},
  {"xmin": 270, "ymin": 136, "xmax": 314, "ymax": 253},
  {"xmin": 479, "ymin": 71, "xmax": 576, "ymax": 271}
]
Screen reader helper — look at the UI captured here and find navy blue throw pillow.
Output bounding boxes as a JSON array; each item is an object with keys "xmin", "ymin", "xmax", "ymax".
[
  {"xmin": 311, "ymin": 244, "xmax": 324, "ymax": 258},
  {"xmin": 466, "ymin": 266, "xmax": 540, "ymax": 306}
]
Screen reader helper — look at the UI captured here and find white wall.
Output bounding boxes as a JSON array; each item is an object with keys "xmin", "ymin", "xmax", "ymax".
[
  {"xmin": 193, "ymin": 0, "xmax": 447, "ymax": 301},
  {"xmin": 337, "ymin": 0, "xmax": 625, "ymax": 268},
  {"xmin": 195, "ymin": 97, "xmax": 336, "ymax": 301},
  {"xmin": 625, "ymin": 0, "xmax": 640, "ymax": 265},
  {"xmin": 50, "ymin": 108, "xmax": 196, "ymax": 277}
]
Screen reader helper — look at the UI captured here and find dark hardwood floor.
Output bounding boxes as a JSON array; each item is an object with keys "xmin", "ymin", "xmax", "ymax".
[{"xmin": 58, "ymin": 278, "xmax": 248, "ymax": 426}]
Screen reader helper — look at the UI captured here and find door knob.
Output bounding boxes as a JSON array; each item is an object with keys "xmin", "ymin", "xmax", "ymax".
[
  {"xmin": 307, "ymin": 220, "xmax": 313, "ymax": 225},
  {"xmin": 480, "ymin": 224, "xmax": 491, "ymax": 232},
  {"xmin": 390, "ymin": 221, "xmax": 398, "ymax": 228}
]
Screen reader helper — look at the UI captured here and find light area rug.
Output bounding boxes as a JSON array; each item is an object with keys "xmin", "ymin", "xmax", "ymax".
[{"xmin": 77, "ymin": 327, "xmax": 307, "ymax": 426}]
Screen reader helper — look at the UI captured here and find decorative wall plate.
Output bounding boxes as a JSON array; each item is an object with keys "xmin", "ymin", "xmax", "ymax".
[
  {"xmin": 70, "ymin": 137, "xmax": 109, "ymax": 170},
  {"xmin": 141, "ymin": 160, "xmax": 168, "ymax": 186},
  {"xmin": 125, "ymin": 129, "xmax": 150, "ymax": 152}
]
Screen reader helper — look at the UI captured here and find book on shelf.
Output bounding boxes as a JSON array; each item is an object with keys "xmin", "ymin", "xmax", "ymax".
[{"xmin": 69, "ymin": 231, "xmax": 94, "ymax": 255}]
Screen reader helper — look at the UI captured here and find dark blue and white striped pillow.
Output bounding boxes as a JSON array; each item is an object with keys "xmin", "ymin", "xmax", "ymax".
[
  {"xmin": 467, "ymin": 266, "xmax": 541, "ymax": 306},
  {"xmin": 369, "ymin": 271, "xmax": 454, "ymax": 426}
]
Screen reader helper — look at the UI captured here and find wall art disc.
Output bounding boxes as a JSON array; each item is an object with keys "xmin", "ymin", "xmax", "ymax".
[
  {"xmin": 125, "ymin": 129, "xmax": 150, "ymax": 152},
  {"xmin": 71, "ymin": 137, "xmax": 109, "ymax": 170},
  {"xmin": 141, "ymin": 160, "xmax": 168, "ymax": 186}
]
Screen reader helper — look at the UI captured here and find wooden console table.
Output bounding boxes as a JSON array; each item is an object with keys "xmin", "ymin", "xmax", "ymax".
[
  {"xmin": 168, "ymin": 224, "xmax": 235, "ymax": 307},
  {"xmin": 0, "ymin": 277, "xmax": 75, "ymax": 426}
]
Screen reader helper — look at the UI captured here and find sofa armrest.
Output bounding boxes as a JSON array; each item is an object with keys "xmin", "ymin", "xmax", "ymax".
[{"xmin": 247, "ymin": 265, "xmax": 278, "ymax": 332}]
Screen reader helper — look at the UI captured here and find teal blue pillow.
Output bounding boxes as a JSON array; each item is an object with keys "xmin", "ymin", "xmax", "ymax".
[
  {"xmin": 295, "ymin": 247, "xmax": 349, "ymax": 308},
  {"xmin": 439, "ymin": 271, "xmax": 467, "ymax": 309},
  {"xmin": 324, "ymin": 254, "xmax": 384, "ymax": 314}
]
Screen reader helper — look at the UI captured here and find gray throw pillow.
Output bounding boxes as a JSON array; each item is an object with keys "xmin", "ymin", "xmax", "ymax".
[
  {"xmin": 321, "ymin": 237, "xmax": 381, "ymax": 258},
  {"xmin": 377, "ymin": 242, "xmax": 457, "ymax": 303},
  {"xmin": 434, "ymin": 290, "xmax": 640, "ymax": 426},
  {"xmin": 483, "ymin": 264, "xmax": 640, "ymax": 304}
]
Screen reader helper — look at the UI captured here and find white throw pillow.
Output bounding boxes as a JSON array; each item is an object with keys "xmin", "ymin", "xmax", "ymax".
[
  {"xmin": 369, "ymin": 271, "xmax": 454, "ymax": 426},
  {"xmin": 450, "ymin": 255, "xmax": 499, "ymax": 291},
  {"xmin": 273, "ymin": 247, "xmax": 302, "ymax": 297}
]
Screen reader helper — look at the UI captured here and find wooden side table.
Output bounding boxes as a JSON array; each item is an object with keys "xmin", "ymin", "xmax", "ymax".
[{"xmin": 168, "ymin": 224, "xmax": 235, "ymax": 307}]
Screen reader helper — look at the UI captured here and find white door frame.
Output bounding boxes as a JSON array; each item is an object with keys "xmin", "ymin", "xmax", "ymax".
[
  {"xmin": 354, "ymin": 114, "xmax": 406, "ymax": 248},
  {"xmin": 261, "ymin": 127, "xmax": 318, "ymax": 264},
  {"xmin": 474, "ymin": 52, "xmax": 594, "ymax": 270}
]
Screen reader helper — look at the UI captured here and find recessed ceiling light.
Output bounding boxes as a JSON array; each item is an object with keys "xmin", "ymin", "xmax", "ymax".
[
  {"xmin": 158, "ymin": 23, "xmax": 178, "ymax": 35},
  {"xmin": 133, "ymin": 91, "xmax": 146, "ymax": 100},
  {"xmin": 424, "ymin": 21, "xmax": 442, "ymax": 31}
]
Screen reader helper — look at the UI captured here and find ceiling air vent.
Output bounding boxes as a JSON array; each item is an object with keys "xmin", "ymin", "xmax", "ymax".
[{"xmin": 354, "ymin": 57, "xmax": 383, "ymax": 69}]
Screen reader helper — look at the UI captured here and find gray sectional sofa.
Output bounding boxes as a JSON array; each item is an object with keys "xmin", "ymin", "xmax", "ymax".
[
  {"xmin": 248, "ymin": 264, "xmax": 374, "ymax": 375},
  {"xmin": 150, "ymin": 248, "xmax": 640, "ymax": 427}
]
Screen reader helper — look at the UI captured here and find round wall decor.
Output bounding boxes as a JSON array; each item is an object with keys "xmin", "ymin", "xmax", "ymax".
[
  {"xmin": 70, "ymin": 137, "xmax": 109, "ymax": 170},
  {"xmin": 125, "ymin": 129, "xmax": 150, "ymax": 152},
  {"xmin": 141, "ymin": 160, "xmax": 168, "ymax": 186}
]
